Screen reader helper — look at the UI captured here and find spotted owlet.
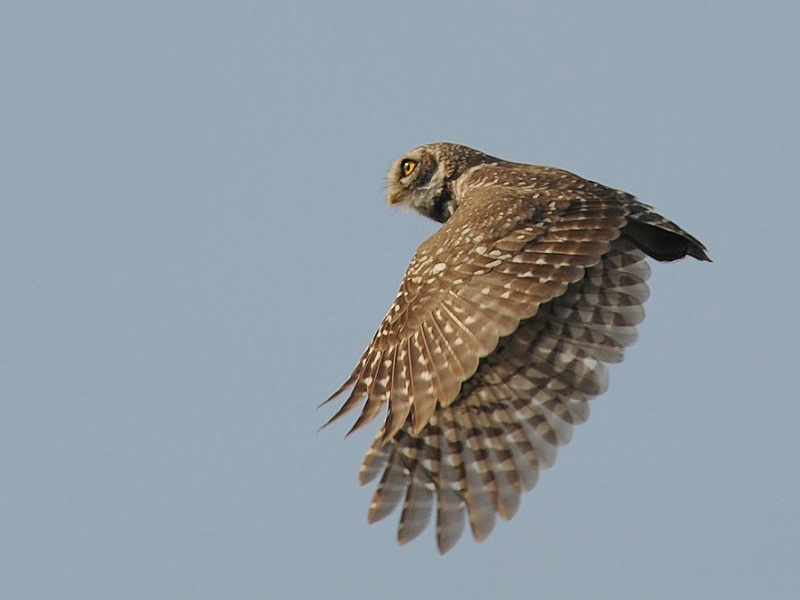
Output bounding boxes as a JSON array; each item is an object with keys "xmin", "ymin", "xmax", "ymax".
[{"xmin": 323, "ymin": 142, "xmax": 709, "ymax": 554}]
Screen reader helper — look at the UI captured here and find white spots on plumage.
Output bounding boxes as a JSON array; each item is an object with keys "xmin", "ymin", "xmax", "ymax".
[
  {"xmin": 510, "ymin": 374, "xmax": 534, "ymax": 390},
  {"xmin": 580, "ymin": 357, "xmax": 600, "ymax": 372},
  {"xmin": 431, "ymin": 262, "xmax": 447, "ymax": 275},
  {"xmin": 515, "ymin": 269, "xmax": 542, "ymax": 279}
]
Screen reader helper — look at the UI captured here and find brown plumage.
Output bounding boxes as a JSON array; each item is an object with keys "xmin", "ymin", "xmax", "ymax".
[{"xmin": 323, "ymin": 142, "xmax": 709, "ymax": 553}]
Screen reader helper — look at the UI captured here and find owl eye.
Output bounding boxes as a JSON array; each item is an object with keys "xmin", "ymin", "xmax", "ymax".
[{"xmin": 400, "ymin": 159, "xmax": 417, "ymax": 178}]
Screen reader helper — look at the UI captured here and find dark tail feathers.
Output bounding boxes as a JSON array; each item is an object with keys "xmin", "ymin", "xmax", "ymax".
[{"xmin": 622, "ymin": 218, "xmax": 710, "ymax": 262}]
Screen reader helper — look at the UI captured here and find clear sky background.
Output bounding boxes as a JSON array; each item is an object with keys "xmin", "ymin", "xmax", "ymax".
[{"xmin": 2, "ymin": 2, "xmax": 798, "ymax": 599}]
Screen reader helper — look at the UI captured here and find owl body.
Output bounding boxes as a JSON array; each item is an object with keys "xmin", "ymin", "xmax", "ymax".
[{"xmin": 325, "ymin": 143, "xmax": 709, "ymax": 553}]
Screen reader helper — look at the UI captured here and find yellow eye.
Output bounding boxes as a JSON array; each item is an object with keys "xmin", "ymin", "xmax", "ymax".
[{"xmin": 401, "ymin": 159, "xmax": 417, "ymax": 177}]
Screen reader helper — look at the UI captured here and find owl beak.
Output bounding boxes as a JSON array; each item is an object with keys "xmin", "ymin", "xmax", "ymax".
[{"xmin": 387, "ymin": 192, "xmax": 400, "ymax": 205}]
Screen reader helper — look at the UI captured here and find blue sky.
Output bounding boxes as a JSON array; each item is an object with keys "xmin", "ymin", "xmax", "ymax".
[{"xmin": 2, "ymin": 2, "xmax": 798, "ymax": 599}]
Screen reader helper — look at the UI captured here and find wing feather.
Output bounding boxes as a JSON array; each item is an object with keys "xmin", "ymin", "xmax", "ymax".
[{"xmin": 354, "ymin": 239, "xmax": 651, "ymax": 552}]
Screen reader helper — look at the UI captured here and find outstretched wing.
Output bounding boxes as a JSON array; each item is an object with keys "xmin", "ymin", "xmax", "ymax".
[{"xmin": 359, "ymin": 239, "xmax": 651, "ymax": 553}]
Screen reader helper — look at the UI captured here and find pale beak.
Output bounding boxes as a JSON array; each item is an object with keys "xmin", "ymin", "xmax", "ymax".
[{"xmin": 387, "ymin": 192, "xmax": 400, "ymax": 205}]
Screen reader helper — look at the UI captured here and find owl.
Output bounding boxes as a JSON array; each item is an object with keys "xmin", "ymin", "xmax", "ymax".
[{"xmin": 323, "ymin": 142, "xmax": 709, "ymax": 554}]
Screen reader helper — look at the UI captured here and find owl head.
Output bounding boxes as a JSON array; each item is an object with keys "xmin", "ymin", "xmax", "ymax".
[{"xmin": 386, "ymin": 142, "xmax": 495, "ymax": 223}]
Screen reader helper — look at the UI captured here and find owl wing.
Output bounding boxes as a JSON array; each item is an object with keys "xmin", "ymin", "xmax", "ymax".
[
  {"xmin": 359, "ymin": 239, "xmax": 651, "ymax": 552},
  {"xmin": 323, "ymin": 186, "xmax": 630, "ymax": 442}
]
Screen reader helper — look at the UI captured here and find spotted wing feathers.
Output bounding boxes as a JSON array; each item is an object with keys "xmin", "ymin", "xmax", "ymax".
[{"xmin": 359, "ymin": 240, "xmax": 650, "ymax": 552}]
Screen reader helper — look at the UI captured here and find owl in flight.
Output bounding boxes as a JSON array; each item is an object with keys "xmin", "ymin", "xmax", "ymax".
[{"xmin": 323, "ymin": 142, "xmax": 709, "ymax": 553}]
